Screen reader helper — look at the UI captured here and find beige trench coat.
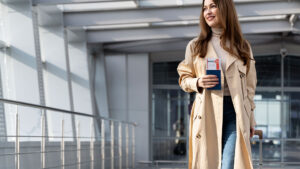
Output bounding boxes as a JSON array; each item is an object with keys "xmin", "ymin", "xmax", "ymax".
[{"xmin": 177, "ymin": 38, "xmax": 257, "ymax": 169}]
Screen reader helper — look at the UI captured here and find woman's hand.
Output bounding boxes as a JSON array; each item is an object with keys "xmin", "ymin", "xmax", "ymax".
[
  {"xmin": 197, "ymin": 75, "xmax": 219, "ymax": 89},
  {"xmin": 250, "ymin": 127, "xmax": 255, "ymax": 138}
]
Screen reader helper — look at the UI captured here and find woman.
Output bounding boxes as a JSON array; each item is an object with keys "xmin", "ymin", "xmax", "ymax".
[{"xmin": 177, "ymin": 0, "xmax": 257, "ymax": 169}]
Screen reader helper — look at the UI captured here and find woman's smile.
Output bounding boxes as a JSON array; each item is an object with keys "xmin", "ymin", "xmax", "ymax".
[{"xmin": 206, "ymin": 15, "xmax": 215, "ymax": 21}]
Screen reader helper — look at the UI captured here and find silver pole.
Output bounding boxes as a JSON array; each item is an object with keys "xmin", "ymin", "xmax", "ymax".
[
  {"xmin": 61, "ymin": 119, "xmax": 65, "ymax": 169},
  {"xmin": 259, "ymin": 139, "xmax": 263, "ymax": 169},
  {"xmin": 125, "ymin": 124, "xmax": 129, "ymax": 169},
  {"xmin": 280, "ymin": 49, "xmax": 286, "ymax": 168},
  {"xmin": 90, "ymin": 120, "xmax": 94, "ymax": 169},
  {"xmin": 41, "ymin": 110, "xmax": 46, "ymax": 169},
  {"xmin": 15, "ymin": 108, "xmax": 20, "ymax": 169},
  {"xmin": 77, "ymin": 122, "xmax": 81, "ymax": 169},
  {"xmin": 167, "ymin": 91, "xmax": 171, "ymax": 137},
  {"xmin": 152, "ymin": 93, "xmax": 155, "ymax": 136},
  {"xmin": 167, "ymin": 91, "xmax": 171, "ymax": 157},
  {"xmin": 118, "ymin": 122, "xmax": 122, "ymax": 169},
  {"xmin": 177, "ymin": 90, "xmax": 181, "ymax": 121},
  {"xmin": 111, "ymin": 121, "xmax": 114, "ymax": 169},
  {"xmin": 132, "ymin": 125, "xmax": 135, "ymax": 168},
  {"xmin": 101, "ymin": 119, "xmax": 105, "ymax": 169}
]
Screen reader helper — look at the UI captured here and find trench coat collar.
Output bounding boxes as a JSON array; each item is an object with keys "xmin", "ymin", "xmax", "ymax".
[{"xmin": 207, "ymin": 40, "xmax": 238, "ymax": 72}]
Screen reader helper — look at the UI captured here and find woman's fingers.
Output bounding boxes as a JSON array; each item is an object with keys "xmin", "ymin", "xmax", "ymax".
[
  {"xmin": 204, "ymin": 82, "xmax": 219, "ymax": 85},
  {"xmin": 197, "ymin": 75, "xmax": 219, "ymax": 89},
  {"xmin": 203, "ymin": 83, "xmax": 217, "ymax": 88},
  {"xmin": 202, "ymin": 75, "xmax": 219, "ymax": 82}
]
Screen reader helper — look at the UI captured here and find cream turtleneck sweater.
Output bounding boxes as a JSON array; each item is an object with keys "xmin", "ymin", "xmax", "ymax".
[{"xmin": 211, "ymin": 27, "xmax": 231, "ymax": 96}]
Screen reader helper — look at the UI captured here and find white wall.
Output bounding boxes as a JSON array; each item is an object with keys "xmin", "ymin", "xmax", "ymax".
[
  {"xmin": 128, "ymin": 53, "xmax": 150, "ymax": 162},
  {"xmin": 105, "ymin": 53, "xmax": 150, "ymax": 162},
  {"xmin": 0, "ymin": 1, "xmax": 94, "ymax": 142},
  {"xmin": 0, "ymin": 1, "xmax": 41, "ymax": 141},
  {"xmin": 38, "ymin": 7, "xmax": 75, "ymax": 141},
  {"xmin": 68, "ymin": 41, "xmax": 94, "ymax": 140}
]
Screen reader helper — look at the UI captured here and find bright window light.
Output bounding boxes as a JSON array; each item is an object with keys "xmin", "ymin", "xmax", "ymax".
[
  {"xmin": 84, "ymin": 23, "xmax": 150, "ymax": 31},
  {"xmin": 239, "ymin": 15, "xmax": 287, "ymax": 22},
  {"xmin": 58, "ymin": 1, "xmax": 137, "ymax": 12},
  {"xmin": 151, "ymin": 20, "xmax": 198, "ymax": 26},
  {"xmin": 140, "ymin": 0, "xmax": 201, "ymax": 7}
]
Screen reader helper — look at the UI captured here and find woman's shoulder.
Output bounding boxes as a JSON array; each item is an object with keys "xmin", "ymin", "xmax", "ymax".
[
  {"xmin": 188, "ymin": 37, "xmax": 198, "ymax": 46},
  {"xmin": 186, "ymin": 37, "xmax": 199, "ymax": 51}
]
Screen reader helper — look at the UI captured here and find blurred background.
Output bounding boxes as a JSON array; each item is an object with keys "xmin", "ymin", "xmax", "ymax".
[{"xmin": 0, "ymin": 0, "xmax": 299, "ymax": 169}]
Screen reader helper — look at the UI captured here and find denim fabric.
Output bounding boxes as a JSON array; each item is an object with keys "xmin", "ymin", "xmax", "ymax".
[{"xmin": 221, "ymin": 96, "xmax": 237, "ymax": 169}]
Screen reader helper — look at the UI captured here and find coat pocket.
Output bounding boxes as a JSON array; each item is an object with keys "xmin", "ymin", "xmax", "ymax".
[
  {"xmin": 243, "ymin": 98, "xmax": 252, "ymax": 119},
  {"xmin": 237, "ymin": 63, "xmax": 247, "ymax": 99}
]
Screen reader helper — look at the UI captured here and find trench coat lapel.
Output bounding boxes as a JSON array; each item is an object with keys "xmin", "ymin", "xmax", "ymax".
[{"xmin": 225, "ymin": 51, "xmax": 237, "ymax": 72}]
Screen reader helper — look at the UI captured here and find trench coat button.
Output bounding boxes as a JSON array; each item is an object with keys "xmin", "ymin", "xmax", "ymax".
[
  {"xmin": 196, "ymin": 133, "xmax": 201, "ymax": 139},
  {"xmin": 198, "ymin": 115, "xmax": 202, "ymax": 119}
]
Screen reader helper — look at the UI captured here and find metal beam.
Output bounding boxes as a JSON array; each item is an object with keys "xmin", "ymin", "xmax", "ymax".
[
  {"xmin": 103, "ymin": 35, "xmax": 300, "ymax": 56},
  {"xmin": 86, "ymin": 20, "xmax": 299, "ymax": 43},
  {"xmin": 32, "ymin": 0, "xmax": 122, "ymax": 5},
  {"xmin": 63, "ymin": 1, "xmax": 300, "ymax": 27},
  {"xmin": 0, "ymin": 40, "xmax": 9, "ymax": 49},
  {"xmin": 32, "ymin": 0, "xmax": 278, "ymax": 6}
]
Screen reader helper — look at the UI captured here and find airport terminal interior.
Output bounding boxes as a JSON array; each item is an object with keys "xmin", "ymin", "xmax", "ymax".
[{"xmin": 0, "ymin": 0, "xmax": 300, "ymax": 168}]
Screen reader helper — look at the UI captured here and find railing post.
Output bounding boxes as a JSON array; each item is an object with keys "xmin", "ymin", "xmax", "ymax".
[
  {"xmin": 61, "ymin": 119, "xmax": 65, "ymax": 169},
  {"xmin": 101, "ymin": 119, "xmax": 105, "ymax": 169},
  {"xmin": 41, "ymin": 110, "xmax": 46, "ymax": 169},
  {"xmin": 111, "ymin": 121, "xmax": 114, "ymax": 169},
  {"xmin": 77, "ymin": 122, "xmax": 81, "ymax": 169},
  {"xmin": 90, "ymin": 119, "xmax": 94, "ymax": 169},
  {"xmin": 259, "ymin": 139, "xmax": 263, "ymax": 169},
  {"xmin": 15, "ymin": 108, "xmax": 20, "ymax": 169},
  {"xmin": 132, "ymin": 125, "xmax": 135, "ymax": 168},
  {"xmin": 125, "ymin": 124, "xmax": 129, "ymax": 169},
  {"xmin": 118, "ymin": 122, "xmax": 122, "ymax": 169}
]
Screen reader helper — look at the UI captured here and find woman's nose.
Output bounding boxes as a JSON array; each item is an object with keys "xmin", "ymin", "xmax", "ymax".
[{"xmin": 207, "ymin": 8, "xmax": 212, "ymax": 14}]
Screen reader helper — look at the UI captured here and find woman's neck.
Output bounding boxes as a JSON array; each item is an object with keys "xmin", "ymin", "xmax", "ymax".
[{"xmin": 211, "ymin": 27, "xmax": 223, "ymax": 37}]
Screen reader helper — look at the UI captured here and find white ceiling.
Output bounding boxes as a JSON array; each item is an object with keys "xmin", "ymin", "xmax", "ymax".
[{"xmin": 34, "ymin": 0, "xmax": 300, "ymax": 54}]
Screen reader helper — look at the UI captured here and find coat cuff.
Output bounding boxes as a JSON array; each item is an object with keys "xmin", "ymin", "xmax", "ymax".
[
  {"xmin": 189, "ymin": 78, "xmax": 203, "ymax": 93},
  {"xmin": 250, "ymin": 111, "xmax": 257, "ymax": 128}
]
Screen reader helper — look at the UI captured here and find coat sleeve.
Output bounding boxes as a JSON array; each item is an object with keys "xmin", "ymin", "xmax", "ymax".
[
  {"xmin": 246, "ymin": 45, "xmax": 257, "ymax": 128},
  {"xmin": 177, "ymin": 39, "xmax": 203, "ymax": 93}
]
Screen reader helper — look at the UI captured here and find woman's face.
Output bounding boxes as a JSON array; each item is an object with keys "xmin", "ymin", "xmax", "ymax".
[{"xmin": 203, "ymin": 0, "xmax": 220, "ymax": 28}]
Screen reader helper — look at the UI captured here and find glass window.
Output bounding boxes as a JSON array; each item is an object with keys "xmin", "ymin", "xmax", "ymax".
[
  {"xmin": 153, "ymin": 62, "xmax": 180, "ymax": 85},
  {"xmin": 284, "ymin": 55, "xmax": 300, "ymax": 87},
  {"xmin": 255, "ymin": 55, "xmax": 281, "ymax": 87}
]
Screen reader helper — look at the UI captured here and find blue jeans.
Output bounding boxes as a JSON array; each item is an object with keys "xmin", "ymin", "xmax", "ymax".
[{"xmin": 221, "ymin": 96, "xmax": 237, "ymax": 169}]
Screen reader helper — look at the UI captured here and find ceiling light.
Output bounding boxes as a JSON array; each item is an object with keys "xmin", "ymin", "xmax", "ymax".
[
  {"xmin": 84, "ymin": 23, "xmax": 150, "ymax": 31},
  {"xmin": 58, "ymin": 1, "xmax": 137, "ymax": 12},
  {"xmin": 239, "ymin": 15, "xmax": 287, "ymax": 22}
]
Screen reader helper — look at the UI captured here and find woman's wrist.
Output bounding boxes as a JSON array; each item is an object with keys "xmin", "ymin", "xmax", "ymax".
[{"xmin": 197, "ymin": 78, "xmax": 203, "ymax": 93}]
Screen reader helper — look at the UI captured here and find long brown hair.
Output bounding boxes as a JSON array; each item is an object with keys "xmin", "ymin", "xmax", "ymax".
[{"xmin": 193, "ymin": 0, "xmax": 251, "ymax": 72}]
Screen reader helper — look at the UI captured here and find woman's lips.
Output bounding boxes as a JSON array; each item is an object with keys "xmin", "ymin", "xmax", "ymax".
[{"xmin": 206, "ymin": 16, "xmax": 215, "ymax": 21}]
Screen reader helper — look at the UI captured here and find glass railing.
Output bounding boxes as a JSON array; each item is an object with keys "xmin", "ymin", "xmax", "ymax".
[{"xmin": 0, "ymin": 98, "xmax": 136, "ymax": 169}]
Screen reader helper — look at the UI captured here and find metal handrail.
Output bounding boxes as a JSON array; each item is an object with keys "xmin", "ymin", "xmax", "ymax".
[
  {"xmin": 0, "ymin": 98, "xmax": 137, "ymax": 126},
  {"xmin": 0, "ymin": 97, "xmax": 136, "ymax": 169}
]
